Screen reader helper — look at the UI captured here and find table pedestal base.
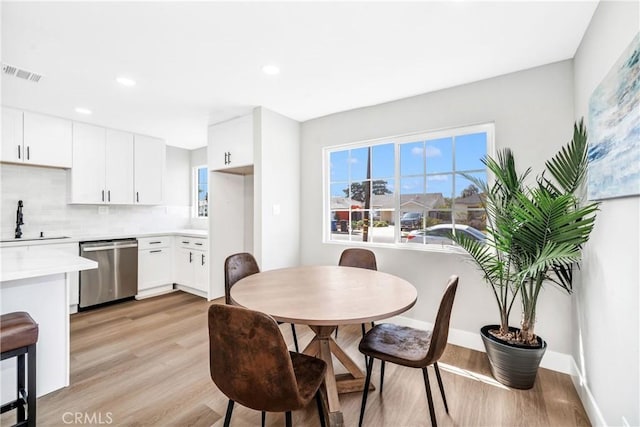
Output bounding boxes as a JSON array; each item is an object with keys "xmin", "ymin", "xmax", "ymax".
[{"xmin": 302, "ymin": 325, "xmax": 373, "ymax": 427}]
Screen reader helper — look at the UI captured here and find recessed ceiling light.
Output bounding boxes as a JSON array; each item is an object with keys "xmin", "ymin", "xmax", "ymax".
[
  {"xmin": 116, "ymin": 76, "xmax": 136, "ymax": 87},
  {"xmin": 75, "ymin": 107, "xmax": 92, "ymax": 115},
  {"xmin": 261, "ymin": 65, "xmax": 280, "ymax": 75}
]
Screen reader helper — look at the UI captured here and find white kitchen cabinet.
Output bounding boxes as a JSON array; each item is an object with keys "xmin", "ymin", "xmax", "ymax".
[
  {"xmin": 134, "ymin": 135, "xmax": 165, "ymax": 205},
  {"xmin": 70, "ymin": 124, "xmax": 135, "ymax": 204},
  {"xmin": 137, "ymin": 236, "xmax": 173, "ymax": 298},
  {"xmin": 23, "ymin": 111, "xmax": 73, "ymax": 168},
  {"xmin": 208, "ymin": 114, "xmax": 253, "ymax": 172},
  {"xmin": 173, "ymin": 236, "xmax": 209, "ymax": 296},
  {"xmin": 1, "ymin": 107, "xmax": 24, "ymax": 163},
  {"xmin": 1, "ymin": 108, "xmax": 72, "ymax": 168}
]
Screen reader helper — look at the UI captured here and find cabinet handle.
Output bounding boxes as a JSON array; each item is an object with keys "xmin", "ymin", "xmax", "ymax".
[
  {"xmin": 102, "ymin": 190, "xmax": 105, "ymax": 202},
  {"xmin": 149, "ymin": 241, "xmax": 162, "ymax": 244},
  {"xmin": 182, "ymin": 241, "xmax": 189, "ymax": 244},
  {"xmin": 224, "ymin": 152, "xmax": 228, "ymax": 165},
  {"xmin": 26, "ymin": 146, "xmax": 30, "ymax": 160},
  {"xmin": 227, "ymin": 151, "xmax": 231, "ymax": 164},
  {"xmin": 17, "ymin": 145, "xmax": 21, "ymax": 159},
  {"xmin": 195, "ymin": 242, "xmax": 203, "ymax": 246},
  {"xmin": 136, "ymin": 192, "xmax": 139, "ymax": 203},
  {"xmin": 150, "ymin": 249, "xmax": 162, "ymax": 253},
  {"xmin": 201, "ymin": 254, "xmax": 205, "ymax": 266},
  {"xmin": 108, "ymin": 190, "xmax": 111, "ymax": 202},
  {"xmin": 189, "ymin": 252, "xmax": 193, "ymax": 263}
]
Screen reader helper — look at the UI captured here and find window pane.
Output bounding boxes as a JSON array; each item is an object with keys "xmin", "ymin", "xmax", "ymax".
[
  {"xmin": 330, "ymin": 150, "xmax": 349, "ymax": 182},
  {"xmin": 400, "ymin": 141, "xmax": 424, "ymax": 176},
  {"xmin": 426, "ymin": 173, "xmax": 453, "ymax": 200},
  {"xmin": 197, "ymin": 167, "xmax": 208, "ymax": 217},
  {"xmin": 400, "ymin": 176, "xmax": 425, "ymax": 196},
  {"xmin": 330, "ymin": 183, "xmax": 351, "ymax": 209},
  {"xmin": 371, "ymin": 178, "xmax": 394, "ymax": 211},
  {"xmin": 454, "ymin": 172, "xmax": 486, "ymax": 199},
  {"xmin": 330, "ymin": 210, "xmax": 351, "ymax": 242},
  {"xmin": 457, "ymin": 209, "xmax": 487, "ymax": 233},
  {"xmin": 350, "ymin": 147, "xmax": 370, "ymax": 181},
  {"xmin": 425, "ymin": 137, "xmax": 453, "ymax": 173},
  {"xmin": 372, "ymin": 143, "xmax": 394, "ymax": 179},
  {"xmin": 455, "ymin": 132, "xmax": 487, "ymax": 171}
]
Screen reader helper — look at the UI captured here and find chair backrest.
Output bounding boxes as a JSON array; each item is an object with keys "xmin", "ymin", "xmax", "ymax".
[
  {"xmin": 224, "ymin": 252, "xmax": 260, "ymax": 305},
  {"xmin": 208, "ymin": 304, "xmax": 302, "ymax": 412},
  {"xmin": 424, "ymin": 275, "xmax": 459, "ymax": 365},
  {"xmin": 338, "ymin": 248, "xmax": 377, "ymax": 271}
]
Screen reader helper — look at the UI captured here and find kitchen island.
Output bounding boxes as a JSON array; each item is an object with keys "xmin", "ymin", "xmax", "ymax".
[{"xmin": 0, "ymin": 249, "xmax": 97, "ymax": 404}]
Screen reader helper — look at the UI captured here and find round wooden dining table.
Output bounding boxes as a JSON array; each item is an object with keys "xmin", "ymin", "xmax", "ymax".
[{"xmin": 230, "ymin": 265, "xmax": 418, "ymax": 427}]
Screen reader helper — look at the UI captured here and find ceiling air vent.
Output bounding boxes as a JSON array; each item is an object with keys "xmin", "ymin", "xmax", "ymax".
[{"xmin": 2, "ymin": 63, "xmax": 43, "ymax": 83}]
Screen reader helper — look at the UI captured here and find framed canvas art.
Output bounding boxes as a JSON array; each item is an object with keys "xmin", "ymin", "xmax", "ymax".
[{"xmin": 588, "ymin": 33, "xmax": 640, "ymax": 200}]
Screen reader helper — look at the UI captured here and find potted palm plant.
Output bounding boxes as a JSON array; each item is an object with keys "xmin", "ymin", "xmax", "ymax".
[{"xmin": 454, "ymin": 120, "xmax": 599, "ymax": 389}]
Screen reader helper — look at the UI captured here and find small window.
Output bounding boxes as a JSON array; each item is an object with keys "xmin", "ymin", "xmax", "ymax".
[{"xmin": 194, "ymin": 166, "xmax": 208, "ymax": 218}]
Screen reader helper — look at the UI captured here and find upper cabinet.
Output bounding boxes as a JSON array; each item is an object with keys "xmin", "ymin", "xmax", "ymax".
[
  {"xmin": 208, "ymin": 114, "xmax": 253, "ymax": 172},
  {"xmin": 134, "ymin": 135, "xmax": 164, "ymax": 205},
  {"xmin": 69, "ymin": 123, "xmax": 135, "ymax": 204},
  {"xmin": 1, "ymin": 107, "xmax": 72, "ymax": 168}
]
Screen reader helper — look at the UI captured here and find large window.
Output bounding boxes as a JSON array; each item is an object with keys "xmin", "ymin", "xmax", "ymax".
[
  {"xmin": 194, "ymin": 166, "xmax": 208, "ymax": 218},
  {"xmin": 326, "ymin": 123, "xmax": 493, "ymax": 249}
]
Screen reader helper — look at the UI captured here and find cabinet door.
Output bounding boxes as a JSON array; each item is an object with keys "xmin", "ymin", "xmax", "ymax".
[
  {"xmin": 208, "ymin": 114, "xmax": 253, "ymax": 171},
  {"xmin": 105, "ymin": 129, "xmax": 134, "ymax": 204},
  {"xmin": 174, "ymin": 247, "xmax": 193, "ymax": 287},
  {"xmin": 193, "ymin": 250, "xmax": 209, "ymax": 293},
  {"xmin": 69, "ymin": 123, "xmax": 106, "ymax": 204},
  {"xmin": 1, "ymin": 107, "xmax": 23, "ymax": 163},
  {"xmin": 134, "ymin": 135, "xmax": 164, "ymax": 205},
  {"xmin": 138, "ymin": 248, "xmax": 172, "ymax": 291},
  {"xmin": 23, "ymin": 111, "xmax": 72, "ymax": 168}
]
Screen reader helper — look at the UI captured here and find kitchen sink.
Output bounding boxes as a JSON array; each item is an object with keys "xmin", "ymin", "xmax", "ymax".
[{"xmin": 0, "ymin": 236, "xmax": 71, "ymax": 243}]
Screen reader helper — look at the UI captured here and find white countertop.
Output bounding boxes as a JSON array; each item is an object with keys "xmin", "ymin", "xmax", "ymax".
[
  {"xmin": 0, "ymin": 229, "xmax": 208, "ymax": 248},
  {"xmin": 0, "ymin": 250, "xmax": 98, "ymax": 282}
]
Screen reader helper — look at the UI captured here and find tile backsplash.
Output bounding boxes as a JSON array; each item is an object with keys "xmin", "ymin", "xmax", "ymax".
[{"xmin": 1, "ymin": 163, "xmax": 190, "ymax": 240}]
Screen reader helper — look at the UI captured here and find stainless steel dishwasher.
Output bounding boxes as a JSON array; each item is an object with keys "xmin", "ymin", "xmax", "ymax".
[{"xmin": 79, "ymin": 239, "xmax": 138, "ymax": 309}]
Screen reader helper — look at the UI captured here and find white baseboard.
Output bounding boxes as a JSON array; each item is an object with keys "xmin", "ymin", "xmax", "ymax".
[
  {"xmin": 388, "ymin": 315, "xmax": 573, "ymax": 374},
  {"xmin": 570, "ymin": 358, "xmax": 607, "ymax": 426}
]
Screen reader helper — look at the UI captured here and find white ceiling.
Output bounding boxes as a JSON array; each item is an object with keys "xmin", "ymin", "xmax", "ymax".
[{"xmin": 1, "ymin": 1, "xmax": 598, "ymax": 150}]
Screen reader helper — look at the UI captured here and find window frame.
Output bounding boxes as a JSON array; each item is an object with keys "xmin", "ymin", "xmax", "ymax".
[
  {"xmin": 323, "ymin": 122, "xmax": 495, "ymax": 252},
  {"xmin": 193, "ymin": 165, "xmax": 208, "ymax": 218}
]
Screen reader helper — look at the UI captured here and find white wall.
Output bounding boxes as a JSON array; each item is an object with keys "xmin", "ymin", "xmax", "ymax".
[
  {"xmin": 572, "ymin": 2, "xmax": 639, "ymax": 426},
  {"xmin": 253, "ymin": 107, "xmax": 301, "ymax": 270},
  {"xmin": 0, "ymin": 148, "xmax": 191, "ymax": 239},
  {"xmin": 300, "ymin": 61, "xmax": 577, "ymax": 363}
]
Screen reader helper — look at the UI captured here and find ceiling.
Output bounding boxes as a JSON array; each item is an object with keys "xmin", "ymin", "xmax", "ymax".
[{"xmin": 1, "ymin": 1, "xmax": 598, "ymax": 150}]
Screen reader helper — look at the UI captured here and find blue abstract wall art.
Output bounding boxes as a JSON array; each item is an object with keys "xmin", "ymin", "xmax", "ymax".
[{"xmin": 588, "ymin": 32, "xmax": 640, "ymax": 200}]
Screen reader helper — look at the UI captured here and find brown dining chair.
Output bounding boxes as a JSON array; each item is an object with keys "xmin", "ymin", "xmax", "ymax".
[
  {"xmin": 358, "ymin": 275, "xmax": 459, "ymax": 427},
  {"xmin": 225, "ymin": 252, "xmax": 299, "ymax": 352},
  {"xmin": 337, "ymin": 248, "xmax": 378, "ymax": 338},
  {"xmin": 208, "ymin": 304, "xmax": 327, "ymax": 427}
]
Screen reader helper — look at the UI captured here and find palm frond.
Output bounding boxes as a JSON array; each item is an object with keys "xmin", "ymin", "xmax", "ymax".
[{"xmin": 544, "ymin": 119, "xmax": 589, "ymax": 194}]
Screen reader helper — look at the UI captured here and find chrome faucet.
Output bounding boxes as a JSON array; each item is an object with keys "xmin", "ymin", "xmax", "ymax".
[{"xmin": 15, "ymin": 200, "xmax": 24, "ymax": 239}]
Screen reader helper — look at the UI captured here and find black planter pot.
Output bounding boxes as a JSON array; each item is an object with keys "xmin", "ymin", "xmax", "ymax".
[{"xmin": 480, "ymin": 325, "xmax": 547, "ymax": 390}]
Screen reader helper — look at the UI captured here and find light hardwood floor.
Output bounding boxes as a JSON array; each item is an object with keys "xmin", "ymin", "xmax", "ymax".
[{"xmin": 5, "ymin": 291, "xmax": 590, "ymax": 426}]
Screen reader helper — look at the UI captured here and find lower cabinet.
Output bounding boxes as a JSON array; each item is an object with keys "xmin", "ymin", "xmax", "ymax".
[
  {"xmin": 137, "ymin": 236, "xmax": 173, "ymax": 298},
  {"xmin": 173, "ymin": 236, "xmax": 209, "ymax": 296}
]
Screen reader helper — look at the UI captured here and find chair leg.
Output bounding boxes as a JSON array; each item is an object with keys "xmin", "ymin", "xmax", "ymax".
[
  {"xmin": 17, "ymin": 353, "xmax": 25, "ymax": 422},
  {"xmin": 223, "ymin": 400, "xmax": 234, "ymax": 427},
  {"xmin": 315, "ymin": 391, "xmax": 326, "ymax": 427},
  {"xmin": 291, "ymin": 324, "xmax": 299, "ymax": 352},
  {"xmin": 422, "ymin": 368, "xmax": 437, "ymax": 427},
  {"xmin": 285, "ymin": 411, "xmax": 292, "ymax": 427},
  {"xmin": 433, "ymin": 363, "xmax": 448, "ymax": 414},
  {"xmin": 358, "ymin": 356, "xmax": 374, "ymax": 427},
  {"xmin": 27, "ymin": 344, "xmax": 36, "ymax": 427},
  {"xmin": 334, "ymin": 327, "xmax": 338, "ymax": 339},
  {"xmin": 361, "ymin": 323, "xmax": 366, "ymax": 337},
  {"xmin": 379, "ymin": 360, "xmax": 385, "ymax": 395},
  {"xmin": 261, "ymin": 411, "xmax": 266, "ymax": 427}
]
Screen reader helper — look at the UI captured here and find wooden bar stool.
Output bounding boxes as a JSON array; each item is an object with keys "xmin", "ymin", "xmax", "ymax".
[{"xmin": 1, "ymin": 312, "xmax": 39, "ymax": 427}]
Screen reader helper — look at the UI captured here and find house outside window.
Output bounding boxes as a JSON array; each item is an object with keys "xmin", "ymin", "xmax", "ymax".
[
  {"xmin": 325, "ymin": 123, "xmax": 493, "ymax": 249},
  {"xmin": 194, "ymin": 166, "xmax": 208, "ymax": 218}
]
